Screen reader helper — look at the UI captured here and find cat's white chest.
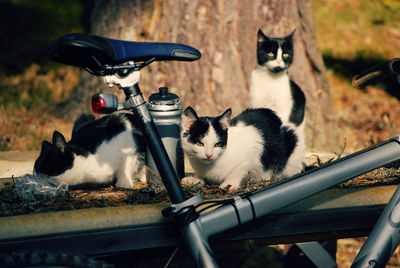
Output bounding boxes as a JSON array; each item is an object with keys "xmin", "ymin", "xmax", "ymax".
[{"xmin": 249, "ymin": 67, "xmax": 293, "ymax": 123}]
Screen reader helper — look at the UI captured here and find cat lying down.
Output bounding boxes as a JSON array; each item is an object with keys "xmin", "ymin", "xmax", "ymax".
[
  {"xmin": 34, "ymin": 113, "xmax": 146, "ymax": 189},
  {"xmin": 180, "ymin": 106, "xmax": 304, "ymax": 191},
  {"xmin": 34, "ymin": 108, "xmax": 303, "ymax": 191}
]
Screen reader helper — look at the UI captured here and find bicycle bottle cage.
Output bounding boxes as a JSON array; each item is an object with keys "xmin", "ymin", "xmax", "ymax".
[{"xmin": 46, "ymin": 33, "xmax": 201, "ymax": 76}]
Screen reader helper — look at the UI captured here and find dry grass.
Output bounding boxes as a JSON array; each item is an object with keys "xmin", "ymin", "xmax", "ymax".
[{"xmin": 0, "ymin": 65, "xmax": 77, "ymax": 151}]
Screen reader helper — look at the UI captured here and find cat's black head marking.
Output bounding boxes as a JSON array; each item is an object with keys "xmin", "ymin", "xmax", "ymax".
[
  {"xmin": 182, "ymin": 107, "xmax": 231, "ymax": 147},
  {"xmin": 256, "ymin": 28, "xmax": 295, "ymax": 72},
  {"xmin": 182, "ymin": 107, "xmax": 211, "ymax": 144},
  {"xmin": 34, "ymin": 131, "xmax": 74, "ymax": 176}
]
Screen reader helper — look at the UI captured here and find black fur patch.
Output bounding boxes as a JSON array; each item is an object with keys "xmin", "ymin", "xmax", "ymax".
[
  {"xmin": 231, "ymin": 108, "xmax": 297, "ymax": 173},
  {"xmin": 72, "ymin": 114, "xmax": 95, "ymax": 133},
  {"xmin": 183, "ymin": 116, "xmax": 209, "ymax": 143},
  {"xmin": 211, "ymin": 114, "xmax": 229, "ymax": 147},
  {"xmin": 289, "ymin": 80, "xmax": 306, "ymax": 126},
  {"xmin": 70, "ymin": 114, "xmax": 129, "ymax": 155}
]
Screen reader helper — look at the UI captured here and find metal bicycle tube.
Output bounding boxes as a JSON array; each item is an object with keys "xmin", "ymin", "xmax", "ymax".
[
  {"xmin": 351, "ymin": 183, "xmax": 400, "ymax": 268},
  {"xmin": 198, "ymin": 137, "xmax": 400, "ymax": 237},
  {"xmin": 126, "ymin": 83, "xmax": 219, "ymax": 268},
  {"xmin": 184, "ymin": 220, "xmax": 220, "ymax": 268},
  {"xmin": 126, "ymin": 84, "xmax": 186, "ymax": 203}
]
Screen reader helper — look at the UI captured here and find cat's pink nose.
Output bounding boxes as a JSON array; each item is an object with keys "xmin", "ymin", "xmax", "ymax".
[{"xmin": 206, "ymin": 153, "xmax": 213, "ymax": 159}]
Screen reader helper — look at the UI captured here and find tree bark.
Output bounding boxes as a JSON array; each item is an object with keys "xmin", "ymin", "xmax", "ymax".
[{"xmin": 60, "ymin": 0, "xmax": 338, "ymax": 151}]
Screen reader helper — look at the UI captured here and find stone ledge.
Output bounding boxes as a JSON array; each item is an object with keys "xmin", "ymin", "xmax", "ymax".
[
  {"xmin": 0, "ymin": 151, "xmax": 336, "ymax": 179},
  {"xmin": 0, "ymin": 151, "xmax": 39, "ymax": 179}
]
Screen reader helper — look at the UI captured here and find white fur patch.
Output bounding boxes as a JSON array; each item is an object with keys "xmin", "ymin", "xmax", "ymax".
[{"xmin": 249, "ymin": 66, "xmax": 293, "ymax": 124}]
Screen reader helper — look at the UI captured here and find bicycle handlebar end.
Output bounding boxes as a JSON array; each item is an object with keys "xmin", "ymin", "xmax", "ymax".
[
  {"xmin": 352, "ymin": 58, "xmax": 400, "ymax": 89},
  {"xmin": 352, "ymin": 70, "xmax": 383, "ymax": 89}
]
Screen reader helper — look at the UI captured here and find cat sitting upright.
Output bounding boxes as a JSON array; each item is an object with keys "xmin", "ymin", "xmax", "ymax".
[
  {"xmin": 181, "ymin": 106, "xmax": 304, "ymax": 190},
  {"xmin": 249, "ymin": 29, "xmax": 306, "ymax": 127},
  {"xmin": 249, "ymin": 29, "xmax": 306, "ymax": 168},
  {"xmin": 34, "ymin": 113, "xmax": 146, "ymax": 188}
]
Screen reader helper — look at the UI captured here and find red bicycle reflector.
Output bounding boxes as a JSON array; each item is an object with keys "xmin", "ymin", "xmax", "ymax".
[
  {"xmin": 91, "ymin": 94, "xmax": 118, "ymax": 114},
  {"xmin": 91, "ymin": 95, "xmax": 105, "ymax": 113}
]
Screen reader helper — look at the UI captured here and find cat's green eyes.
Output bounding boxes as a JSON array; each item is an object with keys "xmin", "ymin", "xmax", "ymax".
[
  {"xmin": 195, "ymin": 141, "xmax": 222, "ymax": 147},
  {"xmin": 195, "ymin": 141, "xmax": 204, "ymax": 146},
  {"xmin": 267, "ymin": 52, "xmax": 289, "ymax": 58}
]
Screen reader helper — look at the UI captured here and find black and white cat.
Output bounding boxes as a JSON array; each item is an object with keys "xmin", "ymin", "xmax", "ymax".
[
  {"xmin": 249, "ymin": 29, "xmax": 306, "ymax": 167},
  {"xmin": 181, "ymin": 106, "xmax": 304, "ymax": 190},
  {"xmin": 34, "ymin": 113, "xmax": 146, "ymax": 188},
  {"xmin": 249, "ymin": 29, "xmax": 306, "ymax": 127}
]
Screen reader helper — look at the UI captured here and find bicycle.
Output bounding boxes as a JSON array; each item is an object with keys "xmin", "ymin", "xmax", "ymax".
[{"xmin": 1, "ymin": 33, "xmax": 400, "ymax": 267}]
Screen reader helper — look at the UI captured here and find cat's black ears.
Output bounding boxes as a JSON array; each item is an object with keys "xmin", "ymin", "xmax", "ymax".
[
  {"xmin": 257, "ymin": 28, "xmax": 296, "ymax": 42},
  {"xmin": 40, "ymin": 131, "xmax": 66, "ymax": 154},
  {"xmin": 286, "ymin": 29, "xmax": 296, "ymax": 40},
  {"xmin": 183, "ymin": 106, "xmax": 198, "ymax": 119},
  {"xmin": 257, "ymin": 29, "xmax": 267, "ymax": 43},
  {"xmin": 182, "ymin": 107, "xmax": 231, "ymax": 132},
  {"xmin": 182, "ymin": 107, "xmax": 198, "ymax": 132},
  {"xmin": 52, "ymin": 130, "xmax": 67, "ymax": 153},
  {"xmin": 40, "ymin": 141, "xmax": 52, "ymax": 154},
  {"xmin": 219, "ymin": 108, "xmax": 232, "ymax": 131}
]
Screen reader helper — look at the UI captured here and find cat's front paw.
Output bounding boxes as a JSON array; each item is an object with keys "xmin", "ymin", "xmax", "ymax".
[
  {"xmin": 181, "ymin": 176, "xmax": 204, "ymax": 186},
  {"xmin": 219, "ymin": 182, "xmax": 239, "ymax": 192},
  {"xmin": 115, "ymin": 180, "xmax": 133, "ymax": 189}
]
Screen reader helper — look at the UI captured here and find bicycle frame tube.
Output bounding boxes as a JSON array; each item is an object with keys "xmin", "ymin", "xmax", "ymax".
[
  {"xmin": 352, "ymin": 182, "xmax": 400, "ymax": 268},
  {"xmin": 125, "ymin": 83, "xmax": 185, "ymax": 203},
  {"xmin": 197, "ymin": 136, "xmax": 400, "ymax": 238},
  {"xmin": 124, "ymin": 83, "xmax": 219, "ymax": 267}
]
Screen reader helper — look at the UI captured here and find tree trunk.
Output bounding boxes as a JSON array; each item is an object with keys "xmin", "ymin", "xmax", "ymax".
[{"xmin": 60, "ymin": 0, "xmax": 338, "ymax": 151}]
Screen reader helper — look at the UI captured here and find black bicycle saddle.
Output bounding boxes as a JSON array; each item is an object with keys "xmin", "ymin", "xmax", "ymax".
[{"xmin": 47, "ymin": 33, "xmax": 201, "ymax": 76}]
